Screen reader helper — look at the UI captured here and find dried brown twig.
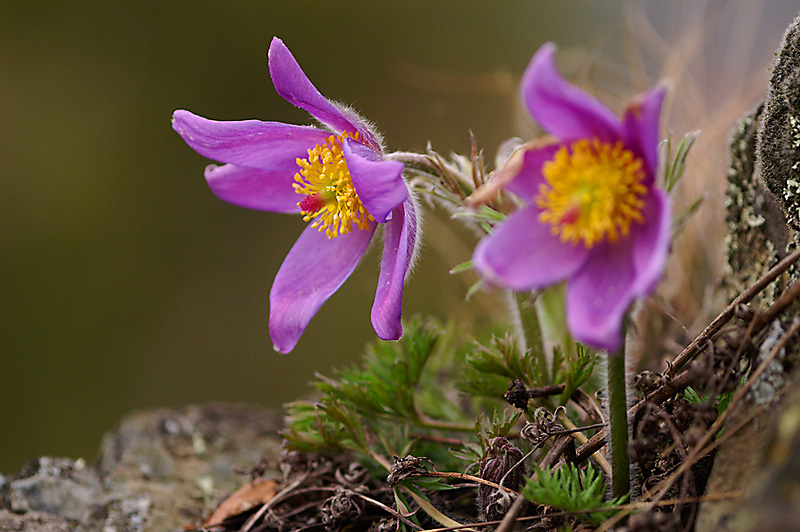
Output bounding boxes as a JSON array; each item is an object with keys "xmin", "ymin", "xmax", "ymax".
[
  {"xmin": 409, "ymin": 470, "xmax": 520, "ymax": 495},
  {"xmin": 668, "ymin": 244, "xmax": 800, "ymax": 377},
  {"xmin": 414, "ymin": 492, "xmax": 743, "ymax": 532},
  {"xmin": 646, "ymin": 312, "xmax": 800, "ymax": 505}
]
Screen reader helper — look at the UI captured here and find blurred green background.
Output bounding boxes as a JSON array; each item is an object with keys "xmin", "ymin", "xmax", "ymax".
[{"xmin": 1, "ymin": 0, "xmax": 795, "ymax": 473}]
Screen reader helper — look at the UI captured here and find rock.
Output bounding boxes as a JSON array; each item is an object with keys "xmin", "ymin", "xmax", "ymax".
[
  {"xmin": 0, "ymin": 509, "xmax": 72, "ymax": 532},
  {"xmin": 7, "ymin": 457, "xmax": 101, "ymax": 522},
  {"xmin": 699, "ymin": 11, "xmax": 800, "ymax": 531},
  {"xmin": 96, "ymin": 403, "xmax": 282, "ymax": 531},
  {"xmin": 0, "ymin": 403, "xmax": 283, "ymax": 532},
  {"xmin": 758, "ymin": 13, "xmax": 800, "ymax": 229},
  {"xmin": 735, "ymin": 378, "xmax": 800, "ymax": 530},
  {"xmin": 697, "ymin": 378, "xmax": 800, "ymax": 531},
  {"xmin": 694, "ymin": 392, "xmax": 780, "ymax": 531}
]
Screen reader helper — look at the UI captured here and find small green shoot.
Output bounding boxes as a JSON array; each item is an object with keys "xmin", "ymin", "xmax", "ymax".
[
  {"xmin": 684, "ymin": 385, "xmax": 735, "ymax": 416},
  {"xmin": 660, "ymin": 130, "xmax": 699, "ymax": 192}
]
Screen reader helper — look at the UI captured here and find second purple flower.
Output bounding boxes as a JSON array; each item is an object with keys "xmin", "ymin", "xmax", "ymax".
[{"xmin": 473, "ymin": 43, "xmax": 671, "ymax": 351}]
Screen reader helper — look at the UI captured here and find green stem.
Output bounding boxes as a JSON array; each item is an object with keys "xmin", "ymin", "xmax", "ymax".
[
  {"xmin": 513, "ymin": 291, "xmax": 548, "ymax": 381},
  {"xmin": 607, "ymin": 341, "xmax": 630, "ymax": 498},
  {"xmin": 414, "ymin": 412, "xmax": 474, "ymax": 433}
]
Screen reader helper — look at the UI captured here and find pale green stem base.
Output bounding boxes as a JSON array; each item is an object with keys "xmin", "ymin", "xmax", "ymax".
[
  {"xmin": 512, "ymin": 291, "xmax": 548, "ymax": 380},
  {"xmin": 607, "ymin": 343, "xmax": 630, "ymax": 498}
]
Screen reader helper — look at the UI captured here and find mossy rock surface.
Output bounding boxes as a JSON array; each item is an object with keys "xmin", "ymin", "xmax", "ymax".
[{"xmin": 0, "ymin": 403, "xmax": 282, "ymax": 532}]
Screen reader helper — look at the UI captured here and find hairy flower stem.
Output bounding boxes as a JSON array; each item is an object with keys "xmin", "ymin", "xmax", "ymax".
[
  {"xmin": 607, "ymin": 342, "xmax": 630, "ymax": 498},
  {"xmin": 513, "ymin": 291, "xmax": 548, "ymax": 381}
]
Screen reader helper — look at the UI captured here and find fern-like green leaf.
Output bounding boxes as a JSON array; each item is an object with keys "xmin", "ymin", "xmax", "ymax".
[{"xmin": 523, "ymin": 463, "xmax": 626, "ymax": 525}]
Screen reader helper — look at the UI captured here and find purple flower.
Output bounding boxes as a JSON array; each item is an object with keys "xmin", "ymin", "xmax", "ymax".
[
  {"xmin": 172, "ymin": 38, "xmax": 417, "ymax": 353},
  {"xmin": 472, "ymin": 43, "xmax": 670, "ymax": 351}
]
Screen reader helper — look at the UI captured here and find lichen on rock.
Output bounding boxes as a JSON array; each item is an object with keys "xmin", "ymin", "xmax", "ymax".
[{"xmin": 725, "ymin": 104, "xmax": 789, "ymax": 307}]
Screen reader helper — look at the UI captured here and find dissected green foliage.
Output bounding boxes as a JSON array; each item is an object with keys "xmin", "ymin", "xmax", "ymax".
[
  {"xmin": 479, "ymin": 409, "xmax": 523, "ymax": 442},
  {"xmin": 555, "ymin": 343, "xmax": 598, "ymax": 405},
  {"xmin": 283, "ymin": 312, "xmax": 605, "ymax": 457},
  {"xmin": 312, "ymin": 318, "xmax": 439, "ymax": 420},
  {"xmin": 281, "ymin": 313, "xmax": 626, "ymax": 527},
  {"xmin": 460, "ymin": 332, "xmax": 545, "ymax": 398},
  {"xmin": 523, "ymin": 463, "xmax": 627, "ymax": 525},
  {"xmin": 282, "ymin": 316, "xmax": 473, "ymax": 471}
]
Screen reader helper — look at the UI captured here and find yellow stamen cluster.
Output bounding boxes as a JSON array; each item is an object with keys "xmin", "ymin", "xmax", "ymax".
[
  {"xmin": 293, "ymin": 131, "xmax": 374, "ymax": 238},
  {"xmin": 536, "ymin": 139, "xmax": 647, "ymax": 248}
]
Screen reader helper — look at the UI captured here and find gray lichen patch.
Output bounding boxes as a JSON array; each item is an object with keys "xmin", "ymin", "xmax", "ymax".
[
  {"xmin": 725, "ymin": 106, "xmax": 789, "ymax": 307},
  {"xmin": 747, "ymin": 320, "xmax": 789, "ymax": 406},
  {"xmin": 7, "ymin": 457, "xmax": 102, "ymax": 523}
]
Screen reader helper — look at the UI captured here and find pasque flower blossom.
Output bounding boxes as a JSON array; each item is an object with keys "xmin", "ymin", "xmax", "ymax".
[
  {"xmin": 473, "ymin": 43, "xmax": 670, "ymax": 351},
  {"xmin": 172, "ymin": 38, "xmax": 417, "ymax": 353}
]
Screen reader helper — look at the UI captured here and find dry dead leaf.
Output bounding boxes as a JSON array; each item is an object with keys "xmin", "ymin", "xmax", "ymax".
[{"xmin": 203, "ymin": 478, "xmax": 279, "ymax": 526}]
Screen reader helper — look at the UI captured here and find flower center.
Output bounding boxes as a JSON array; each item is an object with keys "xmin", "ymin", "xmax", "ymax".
[
  {"xmin": 535, "ymin": 139, "xmax": 647, "ymax": 248},
  {"xmin": 293, "ymin": 131, "xmax": 374, "ymax": 239}
]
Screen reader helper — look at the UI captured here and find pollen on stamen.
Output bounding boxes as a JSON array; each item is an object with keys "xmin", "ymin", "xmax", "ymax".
[
  {"xmin": 293, "ymin": 131, "xmax": 374, "ymax": 239},
  {"xmin": 535, "ymin": 139, "xmax": 648, "ymax": 248}
]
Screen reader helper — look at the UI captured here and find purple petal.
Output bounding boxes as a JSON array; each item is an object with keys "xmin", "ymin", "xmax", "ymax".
[
  {"xmin": 269, "ymin": 222, "xmax": 377, "ymax": 353},
  {"xmin": 630, "ymin": 188, "xmax": 670, "ymax": 297},
  {"xmin": 623, "ymin": 82, "xmax": 668, "ymax": 183},
  {"xmin": 521, "ymin": 43, "xmax": 623, "ymax": 144},
  {"xmin": 343, "ymin": 138, "xmax": 407, "ymax": 223},
  {"xmin": 467, "ymin": 138, "xmax": 557, "ymax": 207},
  {"xmin": 473, "ymin": 206, "xmax": 590, "ymax": 291},
  {"xmin": 172, "ymin": 110, "xmax": 328, "ymax": 171},
  {"xmin": 565, "ymin": 239, "xmax": 636, "ymax": 352},
  {"xmin": 268, "ymin": 38, "xmax": 381, "ymax": 151},
  {"xmin": 204, "ymin": 164, "xmax": 300, "ymax": 213},
  {"xmin": 371, "ymin": 200, "xmax": 418, "ymax": 340},
  {"xmin": 505, "ymin": 143, "xmax": 560, "ymax": 202}
]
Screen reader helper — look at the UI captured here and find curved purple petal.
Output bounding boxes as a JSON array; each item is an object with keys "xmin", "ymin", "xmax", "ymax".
[
  {"xmin": 269, "ymin": 222, "xmax": 377, "ymax": 353},
  {"xmin": 473, "ymin": 206, "xmax": 590, "ymax": 291},
  {"xmin": 343, "ymin": 138, "xmax": 407, "ymax": 223},
  {"xmin": 565, "ymin": 239, "xmax": 636, "ymax": 352},
  {"xmin": 371, "ymin": 200, "xmax": 418, "ymax": 340},
  {"xmin": 173, "ymin": 110, "xmax": 328, "ymax": 171},
  {"xmin": 505, "ymin": 143, "xmax": 560, "ymax": 202},
  {"xmin": 521, "ymin": 43, "xmax": 623, "ymax": 144},
  {"xmin": 268, "ymin": 38, "xmax": 381, "ymax": 151},
  {"xmin": 623, "ymin": 82, "xmax": 668, "ymax": 183},
  {"xmin": 204, "ymin": 164, "xmax": 300, "ymax": 213},
  {"xmin": 630, "ymin": 188, "xmax": 671, "ymax": 297}
]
